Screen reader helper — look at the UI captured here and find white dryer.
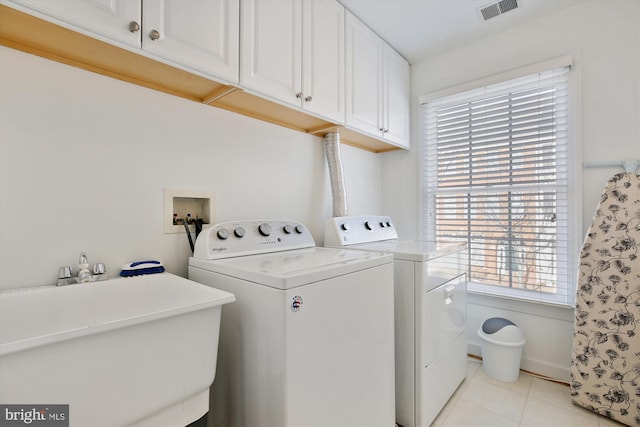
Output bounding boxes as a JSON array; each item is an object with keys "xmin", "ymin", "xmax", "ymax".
[
  {"xmin": 325, "ymin": 216, "xmax": 467, "ymax": 427},
  {"xmin": 188, "ymin": 220, "xmax": 395, "ymax": 427}
]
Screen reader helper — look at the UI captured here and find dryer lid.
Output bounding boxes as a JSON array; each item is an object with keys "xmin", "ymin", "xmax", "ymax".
[{"xmin": 329, "ymin": 240, "xmax": 466, "ymax": 262}]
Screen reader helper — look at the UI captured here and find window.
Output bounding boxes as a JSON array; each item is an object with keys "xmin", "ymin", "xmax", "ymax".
[{"xmin": 421, "ymin": 63, "xmax": 576, "ymax": 306}]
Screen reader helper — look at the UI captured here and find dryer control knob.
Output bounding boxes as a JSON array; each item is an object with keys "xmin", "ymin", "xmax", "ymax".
[
  {"xmin": 340, "ymin": 223, "xmax": 350, "ymax": 231},
  {"xmin": 258, "ymin": 223, "xmax": 272, "ymax": 237},
  {"xmin": 217, "ymin": 228, "xmax": 229, "ymax": 240},
  {"xmin": 365, "ymin": 221, "xmax": 373, "ymax": 231},
  {"xmin": 234, "ymin": 227, "xmax": 246, "ymax": 238},
  {"xmin": 295, "ymin": 225, "xmax": 304, "ymax": 234},
  {"xmin": 283, "ymin": 224, "xmax": 293, "ymax": 234}
]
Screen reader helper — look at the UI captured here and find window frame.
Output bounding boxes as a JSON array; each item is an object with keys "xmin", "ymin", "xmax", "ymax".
[{"xmin": 419, "ymin": 56, "xmax": 581, "ymax": 307}]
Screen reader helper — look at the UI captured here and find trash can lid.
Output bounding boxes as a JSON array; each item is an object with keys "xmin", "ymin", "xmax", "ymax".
[
  {"xmin": 478, "ymin": 317, "xmax": 525, "ymax": 346},
  {"xmin": 482, "ymin": 317, "xmax": 516, "ymax": 334}
]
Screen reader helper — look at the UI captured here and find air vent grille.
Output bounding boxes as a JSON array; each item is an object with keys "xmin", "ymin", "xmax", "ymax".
[
  {"xmin": 498, "ymin": 0, "xmax": 518, "ymax": 13},
  {"xmin": 480, "ymin": 0, "xmax": 519, "ymax": 21},
  {"xmin": 480, "ymin": 4, "xmax": 500, "ymax": 20}
]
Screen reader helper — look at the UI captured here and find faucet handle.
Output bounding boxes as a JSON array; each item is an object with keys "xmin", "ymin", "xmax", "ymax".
[
  {"xmin": 93, "ymin": 263, "xmax": 106, "ymax": 275},
  {"xmin": 58, "ymin": 266, "xmax": 72, "ymax": 279}
]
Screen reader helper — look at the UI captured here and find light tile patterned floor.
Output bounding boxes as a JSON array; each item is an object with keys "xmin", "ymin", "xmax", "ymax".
[{"xmin": 431, "ymin": 358, "xmax": 626, "ymax": 427}]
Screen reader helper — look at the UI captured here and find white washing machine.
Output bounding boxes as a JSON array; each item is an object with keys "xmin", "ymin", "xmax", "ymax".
[
  {"xmin": 325, "ymin": 216, "xmax": 467, "ymax": 427},
  {"xmin": 188, "ymin": 220, "xmax": 396, "ymax": 427}
]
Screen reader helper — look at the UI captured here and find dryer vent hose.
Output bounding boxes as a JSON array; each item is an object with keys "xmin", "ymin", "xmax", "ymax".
[{"xmin": 324, "ymin": 132, "xmax": 347, "ymax": 218}]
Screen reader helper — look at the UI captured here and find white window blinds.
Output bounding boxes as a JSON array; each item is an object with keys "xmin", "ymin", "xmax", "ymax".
[{"xmin": 421, "ymin": 65, "xmax": 574, "ymax": 305}]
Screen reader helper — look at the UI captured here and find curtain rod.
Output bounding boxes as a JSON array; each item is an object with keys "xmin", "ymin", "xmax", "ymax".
[{"xmin": 583, "ymin": 159, "xmax": 640, "ymax": 173}]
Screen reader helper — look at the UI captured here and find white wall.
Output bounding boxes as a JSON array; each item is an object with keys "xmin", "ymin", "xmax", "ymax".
[
  {"xmin": 0, "ymin": 46, "xmax": 382, "ymax": 289},
  {"xmin": 381, "ymin": 0, "xmax": 640, "ymax": 381}
]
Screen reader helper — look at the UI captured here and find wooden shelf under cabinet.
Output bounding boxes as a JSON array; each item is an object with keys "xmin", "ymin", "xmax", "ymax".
[{"xmin": 0, "ymin": 4, "xmax": 401, "ymax": 153}]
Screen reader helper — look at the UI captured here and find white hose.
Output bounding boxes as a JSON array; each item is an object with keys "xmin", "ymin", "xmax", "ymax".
[{"xmin": 324, "ymin": 132, "xmax": 347, "ymax": 218}]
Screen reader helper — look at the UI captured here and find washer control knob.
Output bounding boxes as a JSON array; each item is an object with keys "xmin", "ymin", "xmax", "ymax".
[
  {"xmin": 365, "ymin": 221, "xmax": 373, "ymax": 231},
  {"xmin": 283, "ymin": 224, "xmax": 293, "ymax": 234},
  {"xmin": 380, "ymin": 221, "xmax": 386, "ymax": 228},
  {"xmin": 340, "ymin": 223, "xmax": 350, "ymax": 231},
  {"xmin": 386, "ymin": 221, "xmax": 392, "ymax": 228},
  {"xmin": 258, "ymin": 223, "xmax": 272, "ymax": 237},
  {"xmin": 234, "ymin": 227, "xmax": 246, "ymax": 238},
  {"xmin": 217, "ymin": 228, "xmax": 229, "ymax": 240},
  {"xmin": 295, "ymin": 225, "xmax": 304, "ymax": 234}
]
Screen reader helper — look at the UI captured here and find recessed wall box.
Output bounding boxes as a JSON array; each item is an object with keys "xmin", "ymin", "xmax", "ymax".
[{"xmin": 164, "ymin": 189, "xmax": 215, "ymax": 234}]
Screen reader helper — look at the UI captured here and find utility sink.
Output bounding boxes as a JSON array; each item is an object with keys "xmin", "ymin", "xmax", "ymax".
[{"xmin": 0, "ymin": 273, "xmax": 235, "ymax": 426}]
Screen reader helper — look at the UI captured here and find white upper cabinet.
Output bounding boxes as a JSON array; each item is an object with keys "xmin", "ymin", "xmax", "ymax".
[
  {"xmin": 241, "ymin": 0, "xmax": 345, "ymax": 123},
  {"xmin": 382, "ymin": 42, "xmax": 410, "ymax": 148},
  {"xmin": 346, "ymin": 11, "xmax": 410, "ymax": 149},
  {"xmin": 4, "ymin": 0, "xmax": 239, "ymax": 83},
  {"xmin": 240, "ymin": 0, "xmax": 301, "ymax": 105},
  {"xmin": 302, "ymin": 0, "xmax": 345, "ymax": 123},
  {"xmin": 143, "ymin": 0, "xmax": 239, "ymax": 84},
  {"xmin": 345, "ymin": 11, "xmax": 382, "ymax": 138},
  {"xmin": 3, "ymin": 0, "xmax": 406, "ymax": 151},
  {"xmin": 3, "ymin": 0, "xmax": 141, "ymax": 47}
]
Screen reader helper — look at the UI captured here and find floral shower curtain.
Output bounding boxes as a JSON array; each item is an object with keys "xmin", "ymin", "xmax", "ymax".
[{"xmin": 570, "ymin": 172, "xmax": 640, "ymax": 426}]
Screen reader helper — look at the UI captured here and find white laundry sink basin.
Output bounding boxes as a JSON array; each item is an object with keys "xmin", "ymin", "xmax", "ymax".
[{"xmin": 0, "ymin": 273, "xmax": 235, "ymax": 426}]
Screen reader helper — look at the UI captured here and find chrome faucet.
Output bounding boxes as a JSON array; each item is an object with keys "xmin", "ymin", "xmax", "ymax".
[{"xmin": 57, "ymin": 252, "xmax": 107, "ymax": 286}]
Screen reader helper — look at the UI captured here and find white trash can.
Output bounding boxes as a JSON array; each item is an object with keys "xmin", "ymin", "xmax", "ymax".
[{"xmin": 477, "ymin": 317, "xmax": 525, "ymax": 382}]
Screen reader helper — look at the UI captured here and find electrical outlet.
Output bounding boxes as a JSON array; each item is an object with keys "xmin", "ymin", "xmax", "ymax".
[{"xmin": 164, "ymin": 189, "xmax": 215, "ymax": 234}]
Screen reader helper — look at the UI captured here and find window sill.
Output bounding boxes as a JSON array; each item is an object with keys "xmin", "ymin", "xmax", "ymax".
[{"xmin": 467, "ymin": 282, "xmax": 575, "ymax": 321}]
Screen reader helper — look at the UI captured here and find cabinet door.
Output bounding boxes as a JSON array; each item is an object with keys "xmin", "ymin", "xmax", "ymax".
[
  {"xmin": 345, "ymin": 11, "xmax": 382, "ymax": 138},
  {"xmin": 301, "ymin": 0, "xmax": 345, "ymax": 124},
  {"xmin": 382, "ymin": 43, "xmax": 410, "ymax": 148},
  {"xmin": 240, "ymin": 0, "xmax": 302, "ymax": 107},
  {"xmin": 143, "ymin": 0, "xmax": 239, "ymax": 84},
  {"xmin": 4, "ymin": 0, "xmax": 141, "ymax": 48}
]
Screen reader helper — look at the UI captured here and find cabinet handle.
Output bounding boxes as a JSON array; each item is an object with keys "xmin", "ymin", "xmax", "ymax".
[
  {"xmin": 149, "ymin": 30, "xmax": 160, "ymax": 41},
  {"xmin": 296, "ymin": 92, "xmax": 303, "ymax": 99},
  {"xmin": 128, "ymin": 21, "xmax": 140, "ymax": 33},
  {"xmin": 383, "ymin": 128, "xmax": 389, "ymax": 133},
  {"xmin": 304, "ymin": 96, "xmax": 312, "ymax": 103},
  {"xmin": 444, "ymin": 284, "xmax": 456, "ymax": 305}
]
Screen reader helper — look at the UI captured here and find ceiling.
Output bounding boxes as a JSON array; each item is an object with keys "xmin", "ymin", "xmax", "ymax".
[{"xmin": 339, "ymin": 0, "xmax": 581, "ymax": 63}]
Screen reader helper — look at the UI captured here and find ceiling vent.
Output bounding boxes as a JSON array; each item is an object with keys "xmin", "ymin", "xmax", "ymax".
[{"xmin": 480, "ymin": 0, "xmax": 519, "ymax": 21}]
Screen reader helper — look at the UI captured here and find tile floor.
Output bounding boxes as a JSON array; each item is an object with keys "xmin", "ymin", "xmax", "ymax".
[{"xmin": 431, "ymin": 358, "xmax": 625, "ymax": 427}]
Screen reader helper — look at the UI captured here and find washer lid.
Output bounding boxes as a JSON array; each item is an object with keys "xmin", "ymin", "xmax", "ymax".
[
  {"xmin": 339, "ymin": 240, "xmax": 466, "ymax": 262},
  {"xmin": 189, "ymin": 247, "xmax": 393, "ymax": 290}
]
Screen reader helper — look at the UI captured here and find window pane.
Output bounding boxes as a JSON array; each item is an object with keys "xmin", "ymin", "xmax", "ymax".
[{"xmin": 436, "ymin": 191, "xmax": 558, "ymax": 293}]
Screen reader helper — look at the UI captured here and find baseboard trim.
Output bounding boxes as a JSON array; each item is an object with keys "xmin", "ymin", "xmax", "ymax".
[{"xmin": 467, "ymin": 347, "xmax": 570, "ymax": 385}]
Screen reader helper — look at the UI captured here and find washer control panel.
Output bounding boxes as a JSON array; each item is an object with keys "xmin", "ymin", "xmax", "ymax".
[
  {"xmin": 193, "ymin": 220, "xmax": 315, "ymax": 260},
  {"xmin": 324, "ymin": 215, "xmax": 398, "ymax": 246}
]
